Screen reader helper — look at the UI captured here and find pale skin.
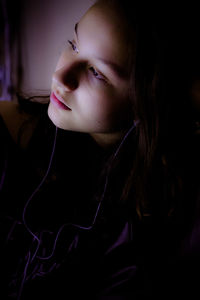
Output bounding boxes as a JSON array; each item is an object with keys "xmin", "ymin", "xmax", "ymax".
[{"xmin": 48, "ymin": 1, "xmax": 133, "ymax": 148}]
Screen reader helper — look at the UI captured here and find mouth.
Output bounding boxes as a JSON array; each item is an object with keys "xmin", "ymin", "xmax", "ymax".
[{"xmin": 50, "ymin": 92, "xmax": 71, "ymax": 111}]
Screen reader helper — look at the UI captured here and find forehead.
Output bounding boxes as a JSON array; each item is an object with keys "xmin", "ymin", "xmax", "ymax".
[{"xmin": 77, "ymin": 3, "xmax": 131, "ymax": 67}]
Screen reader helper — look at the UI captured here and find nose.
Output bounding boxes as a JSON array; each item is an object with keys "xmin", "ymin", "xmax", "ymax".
[{"xmin": 52, "ymin": 61, "xmax": 80, "ymax": 92}]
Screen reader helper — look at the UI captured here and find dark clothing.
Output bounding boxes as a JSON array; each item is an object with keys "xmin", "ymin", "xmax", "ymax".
[{"xmin": 1, "ymin": 111, "xmax": 200, "ymax": 299}]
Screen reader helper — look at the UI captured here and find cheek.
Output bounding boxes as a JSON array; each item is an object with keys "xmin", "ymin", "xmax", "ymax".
[{"xmin": 77, "ymin": 87, "xmax": 130, "ymax": 130}]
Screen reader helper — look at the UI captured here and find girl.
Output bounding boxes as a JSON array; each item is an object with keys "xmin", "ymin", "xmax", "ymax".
[{"xmin": 1, "ymin": 0, "xmax": 199, "ymax": 299}]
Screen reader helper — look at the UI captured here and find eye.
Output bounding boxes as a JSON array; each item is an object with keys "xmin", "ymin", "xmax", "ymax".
[
  {"xmin": 88, "ymin": 67, "xmax": 106, "ymax": 82},
  {"xmin": 68, "ymin": 40, "xmax": 79, "ymax": 53}
]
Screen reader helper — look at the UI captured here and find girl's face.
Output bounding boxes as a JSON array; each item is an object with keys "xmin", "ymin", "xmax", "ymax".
[{"xmin": 48, "ymin": 1, "xmax": 132, "ymax": 146}]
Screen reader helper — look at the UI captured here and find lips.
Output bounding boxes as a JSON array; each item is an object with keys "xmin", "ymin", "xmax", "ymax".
[{"xmin": 50, "ymin": 92, "xmax": 71, "ymax": 111}]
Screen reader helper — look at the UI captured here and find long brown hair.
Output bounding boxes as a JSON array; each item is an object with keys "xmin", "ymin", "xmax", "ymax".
[
  {"xmin": 96, "ymin": 0, "xmax": 196, "ymax": 220},
  {"xmin": 94, "ymin": 0, "xmax": 166, "ymax": 217}
]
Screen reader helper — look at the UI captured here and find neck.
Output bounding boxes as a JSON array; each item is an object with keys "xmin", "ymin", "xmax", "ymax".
[{"xmin": 90, "ymin": 131, "xmax": 125, "ymax": 149}]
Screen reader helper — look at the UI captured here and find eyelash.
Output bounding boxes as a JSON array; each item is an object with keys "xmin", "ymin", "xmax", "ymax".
[
  {"xmin": 67, "ymin": 40, "xmax": 107, "ymax": 83},
  {"xmin": 68, "ymin": 40, "xmax": 79, "ymax": 53}
]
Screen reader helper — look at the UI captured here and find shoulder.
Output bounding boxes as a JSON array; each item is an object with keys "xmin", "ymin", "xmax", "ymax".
[{"xmin": 0, "ymin": 100, "xmax": 39, "ymax": 149}]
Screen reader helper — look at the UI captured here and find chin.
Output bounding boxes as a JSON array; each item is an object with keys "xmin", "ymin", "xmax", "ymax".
[
  {"xmin": 47, "ymin": 103, "xmax": 72, "ymax": 131},
  {"xmin": 47, "ymin": 103, "xmax": 61, "ymax": 128}
]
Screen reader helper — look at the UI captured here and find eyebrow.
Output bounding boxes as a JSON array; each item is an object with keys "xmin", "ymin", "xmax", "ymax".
[
  {"xmin": 74, "ymin": 22, "xmax": 128, "ymax": 79},
  {"xmin": 75, "ymin": 23, "xmax": 79, "ymax": 38}
]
